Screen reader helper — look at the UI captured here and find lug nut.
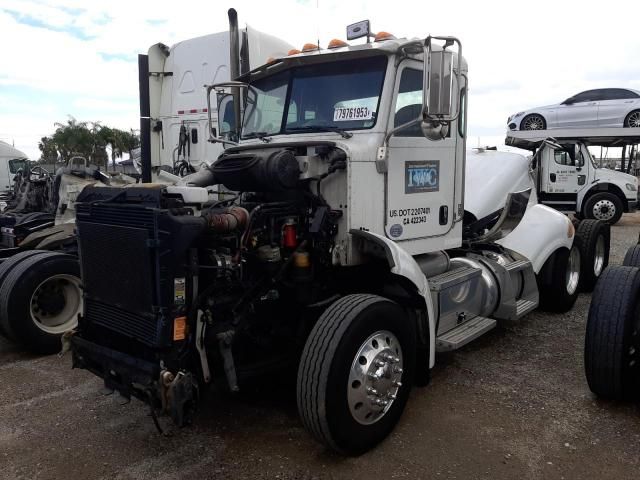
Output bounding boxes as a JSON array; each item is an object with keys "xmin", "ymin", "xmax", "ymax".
[
  {"xmin": 375, "ymin": 360, "xmax": 386, "ymax": 367},
  {"xmin": 393, "ymin": 367, "xmax": 403, "ymax": 374},
  {"xmin": 388, "ymin": 393, "xmax": 397, "ymax": 400},
  {"xmin": 366, "ymin": 387, "xmax": 378, "ymax": 395},
  {"xmin": 394, "ymin": 380, "xmax": 402, "ymax": 387}
]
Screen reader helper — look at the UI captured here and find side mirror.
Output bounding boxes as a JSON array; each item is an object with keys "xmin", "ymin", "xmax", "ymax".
[
  {"xmin": 421, "ymin": 36, "xmax": 462, "ymax": 140},
  {"xmin": 217, "ymin": 93, "xmax": 235, "ymax": 138}
]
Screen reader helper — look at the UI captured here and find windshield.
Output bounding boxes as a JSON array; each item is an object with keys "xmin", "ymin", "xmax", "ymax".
[
  {"xmin": 8, "ymin": 158, "xmax": 27, "ymax": 174},
  {"xmin": 242, "ymin": 55, "xmax": 388, "ymax": 139}
]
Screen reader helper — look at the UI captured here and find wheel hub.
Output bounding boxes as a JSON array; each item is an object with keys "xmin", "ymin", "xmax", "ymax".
[
  {"xmin": 628, "ymin": 112, "xmax": 640, "ymax": 128},
  {"xmin": 348, "ymin": 331, "xmax": 403, "ymax": 425},
  {"xmin": 592, "ymin": 200, "xmax": 616, "ymax": 221},
  {"xmin": 566, "ymin": 246, "xmax": 581, "ymax": 295},
  {"xmin": 29, "ymin": 274, "xmax": 82, "ymax": 334},
  {"xmin": 593, "ymin": 235, "xmax": 606, "ymax": 276}
]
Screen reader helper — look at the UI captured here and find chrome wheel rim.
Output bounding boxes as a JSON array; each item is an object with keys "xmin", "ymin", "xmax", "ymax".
[
  {"xmin": 627, "ymin": 112, "xmax": 640, "ymax": 128},
  {"xmin": 566, "ymin": 246, "xmax": 581, "ymax": 295},
  {"xmin": 523, "ymin": 115, "xmax": 545, "ymax": 130},
  {"xmin": 29, "ymin": 274, "xmax": 82, "ymax": 334},
  {"xmin": 592, "ymin": 199, "xmax": 616, "ymax": 221},
  {"xmin": 347, "ymin": 330, "xmax": 403, "ymax": 425},
  {"xmin": 593, "ymin": 235, "xmax": 606, "ymax": 276}
]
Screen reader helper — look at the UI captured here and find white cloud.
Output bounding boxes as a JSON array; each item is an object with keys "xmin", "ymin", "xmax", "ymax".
[{"xmin": 1, "ymin": 0, "xmax": 640, "ymax": 159}]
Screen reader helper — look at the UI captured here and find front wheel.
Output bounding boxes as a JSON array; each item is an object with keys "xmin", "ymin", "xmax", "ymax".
[
  {"xmin": 583, "ymin": 192, "xmax": 623, "ymax": 225},
  {"xmin": 585, "ymin": 266, "xmax": 640, "ymax": 399},
  {"xmin": 520, "ymin": 114, "xmax": 546, "ymax": 130},
  {"xmin": 537, "ymin": 246, "xmax": 581, "ymax": 313},
  {"xmin": 297, "ymin": 294, "xmax": 415, "ymax": 455}
]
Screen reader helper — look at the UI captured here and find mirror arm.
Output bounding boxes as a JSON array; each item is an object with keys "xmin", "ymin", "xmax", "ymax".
[{"xmin": 204, "ymin": 84, "xmax": 239, "ymax": 147}]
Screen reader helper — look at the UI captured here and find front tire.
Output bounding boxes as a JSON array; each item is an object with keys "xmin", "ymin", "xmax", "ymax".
[
  {"xmin": 585, "ymin": 266, "xmax": 640, "ymax": 399},
  {"xmin": 574, "ymin": 220, "xmax": 609, "ymax": 292},
  {"xmin": 537, "ymin": 246, "xmax": 581, "ymax": 313},
  {"xmin": 624, "ymin": 110, "xmax": 640, "ymax": 128},
  {"xmin": 297, "ymin": 294, "xmax": 415, "ymax": 455},
  {"xmin": 0, "ymin": 251, "xmax": 81, "ymax": 354},
  {"xmin": 520, "ymin": 114, "xmax": 546, "ymax": 130},
  {"xmin": 583, "ymin": 192, "xmax": 623, "ymax": 225}
]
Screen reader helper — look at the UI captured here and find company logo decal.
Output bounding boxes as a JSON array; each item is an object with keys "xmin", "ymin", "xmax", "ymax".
[{"xmin": 405, "ymin": 160, "xmax": 439, "ymax": 194}]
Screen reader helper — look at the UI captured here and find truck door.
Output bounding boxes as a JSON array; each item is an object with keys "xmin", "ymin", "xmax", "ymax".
[
  {"xmin": 385, "ymin": 63, "xmax": 457, "ymax": 241},
  {"xmin": 540, "ymin": 146, "xmax": 587, "ymax": 211}
]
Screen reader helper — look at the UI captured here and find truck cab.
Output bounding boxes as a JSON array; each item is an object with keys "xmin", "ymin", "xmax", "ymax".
[
  {"xmin": 507, "ymin": 130, "xmax": 640, "ymax": 224},
  {"xmin": 69, "ymin": 16, "xmax": 589, "ymax": 456},
  {"xmin": 0, "ymin": 140, "xmax": 29, "ymax": 200}
]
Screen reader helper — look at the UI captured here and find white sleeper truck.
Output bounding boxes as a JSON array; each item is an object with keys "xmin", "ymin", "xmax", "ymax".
[
  {"xmin": 0, "ymin": 140, "xmax": 29, "ymax": 200},
  {"xmin": 69, "ymin": 18, "xmax": 593, "ymax": 454},
  {"xmin": 144, "ymin": 13, "xmax": 292, "ymax": 178},
  {"xmin": 507, "ymin": 129, "xmax": 640, "ymax": 224}
]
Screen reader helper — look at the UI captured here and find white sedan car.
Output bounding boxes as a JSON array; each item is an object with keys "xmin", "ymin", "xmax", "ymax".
[{"xmin": 508, "ymin": 88, "xmax": 640, "ymax": 131}]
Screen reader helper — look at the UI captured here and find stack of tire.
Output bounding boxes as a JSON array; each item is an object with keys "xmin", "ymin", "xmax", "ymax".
[
  {"xmin": 585, "ymin": 241, "xmax": 640, "ymax": 400},
  {"xmin": 0, "ymin": 250, "xmax": 80, "ymax": 354}
]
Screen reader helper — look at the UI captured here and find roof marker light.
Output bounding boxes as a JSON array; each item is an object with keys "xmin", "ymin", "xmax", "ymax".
[
  {"xmin": 302, "ymin": 43, "xmax": 320, "ymax": 52},
  {"xmin": 288, "ymin": 49, "xmax": 301, "ymax": 56},
  {"xmin": 374, "ymin": 31, "xmax": 396, "ymax": 42},
  {"xmin": 328, "ymin": 38, "xmax": 348, "ymax": 49}
]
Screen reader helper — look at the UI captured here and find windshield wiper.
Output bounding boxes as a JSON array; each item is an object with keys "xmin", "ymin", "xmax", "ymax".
[
  {"xmin": 243, "ymin": 131, "xmax": 272, "ymax": 143},
  {"xmin": 287, "ymin": 125, "xmax": 353, "ymax": 139}
]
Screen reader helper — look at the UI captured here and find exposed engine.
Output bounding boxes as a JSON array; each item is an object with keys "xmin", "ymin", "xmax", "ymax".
[{"xmin": 72, "ymin": 144, "xmax": 347, "ymax": 423}]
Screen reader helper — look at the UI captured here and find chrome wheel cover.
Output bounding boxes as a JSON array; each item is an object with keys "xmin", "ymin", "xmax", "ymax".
[
  {"xmin": 592, "ymin": 199, "xmax": 616, "ymax": 221},
  {"xmin": 627, "ymin": 111, "xmax": 640, "ymax": 128},
  {"xmin": 566, "ymin": 246, "xmax": 581, "ymax": 295},
  {"xmin": 593, "ymin": 234, "xmax": 606, "ymax": 276},
  {"xmin": 522, "ymin": 115, "xmax": 545, "ymax": 130},
  {"xmin": 347, "ymin": 330, "xmax": 403, "ymax": 425},
  {"xmin": 29, "ymin": 274, "xmax": 82, "ymax": 334}
]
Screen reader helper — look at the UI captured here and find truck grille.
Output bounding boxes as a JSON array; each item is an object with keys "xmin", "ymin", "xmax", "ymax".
[{"xmin": 76, "ymin": 203, "xmax": 168, "ymax": 347}]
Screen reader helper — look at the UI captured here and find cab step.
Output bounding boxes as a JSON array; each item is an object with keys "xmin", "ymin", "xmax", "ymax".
[
  {"xmin": 504, "ymin": 259, "xmax": 531, "ymax": 273},
  {"xmin": 436, "ymin": 316, "xmax": 497, "ymax": 352},
  {"xmin": 516, "ymin": 298, "xmax": 537, "ymax": 317}
]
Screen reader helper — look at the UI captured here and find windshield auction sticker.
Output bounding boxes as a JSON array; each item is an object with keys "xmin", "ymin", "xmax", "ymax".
[{"xmin": 333, "ymin": 106, "xmax": 373, "ymax": 121}]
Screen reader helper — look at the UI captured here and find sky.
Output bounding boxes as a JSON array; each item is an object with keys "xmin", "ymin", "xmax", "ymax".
[{"xmin": 1, "ymin": 0, "xmax": 640, "ymax": 159}]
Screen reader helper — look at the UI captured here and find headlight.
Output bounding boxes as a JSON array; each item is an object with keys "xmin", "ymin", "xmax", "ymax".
[{"xmin": 625, "ymin": 183, "xmax": 637, "ymax": 191}]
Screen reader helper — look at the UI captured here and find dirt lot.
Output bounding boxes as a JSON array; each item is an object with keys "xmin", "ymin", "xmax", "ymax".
[{"xmin": 2, "ymin": 215, "xmax": 640, "ymax": 480}]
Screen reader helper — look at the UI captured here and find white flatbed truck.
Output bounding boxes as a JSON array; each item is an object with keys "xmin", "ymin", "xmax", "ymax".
[{"xmin": 506, "ymin": 129, "xmax": 640, "ymax": 224}]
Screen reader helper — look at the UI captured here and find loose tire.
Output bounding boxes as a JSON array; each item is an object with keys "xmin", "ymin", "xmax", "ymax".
[
  {"xmin": 624, "ymin": 110, "xmax": 640, "ymax": 128},
  {"xmin": 623, "ymin": 244, "xmax": 640, "ymax": 267},
  {"xmin": 0, "ymin": 250, "xmax": 57, "ymax": 338},
  {"xmin": 297, "ymin": 294, "xmax": 415, "ymax": 455},
  {"xmin": 520, "ymin": 114, "xmax": 546, "ymax": 130},
  {"xmin": 0, "ymin": 251, "xmax": 81, "ymax": 354},
  {"xmin": 537, "ymin": 246, "xmax": 581, "ymax": 313},
  {"xmin": 574, "ymin": 220, "xmax": 609, "ymax": 292},
  {"xmin": 585, "ymin": 266, "xmax": 640, "ymax": 399},
  {"xmin": 583, "ymin": 192, "xmax": 623, "ymax": 225}
]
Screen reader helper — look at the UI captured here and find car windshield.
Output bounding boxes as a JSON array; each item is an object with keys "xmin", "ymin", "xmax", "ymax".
[{"xmin": 242, "ymin": 55, "xmax": 388, "ymax": 139}]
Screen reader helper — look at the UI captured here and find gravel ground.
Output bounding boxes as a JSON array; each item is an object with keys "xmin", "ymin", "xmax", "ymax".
[{"xmin": 2, "ymin": 215, "xmax": 640, "ymax": 480}]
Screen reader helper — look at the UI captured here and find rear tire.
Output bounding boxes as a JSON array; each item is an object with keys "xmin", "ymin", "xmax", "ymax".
[
  {"xmin": 297, "ymin": 294, "xmax": 415, "ymax": 455},
  {"xmin": 585, "ymin": 266, "xmax": 640, "ymax": 399},
  {"xmin": 0, "ymin": 250, "xmax": 55, "ymax": 338},
  {"xmin": 583, "ymin": 192, "xmax": 623, "ymax": 225},
  {"xmin": 623, "ymin": 244, "xmax": 640, "ymax": 267},
  {"xmin": 624, "ymin": 110, "xmax": 640, "ymax": 128},
  {"xmin": 574, "ymin": 220, "xmax": 609, "ymax": 292},
  {"xmin": 537, "ymin": 246, "xmax": 581, "ymax": 313},
  {"xmin": 0, "ymin": 251, "xmax": 81, "ymax": 354}
]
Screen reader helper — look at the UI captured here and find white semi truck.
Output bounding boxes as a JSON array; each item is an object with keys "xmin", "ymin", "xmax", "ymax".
[
  {"xmin": 0, "ymin": 15, "xmax": 293, "ymax": 354},
  {"xmin": 507, "ymin": 129, "xmax": 640, "ymax": 224},
  {"xmin": 0, "ymin": 140, "xmax": 29, "ymax": 198},
  {"xmin": 66, "ymin": 17, "xmax": 602, "ymax": 454}
]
